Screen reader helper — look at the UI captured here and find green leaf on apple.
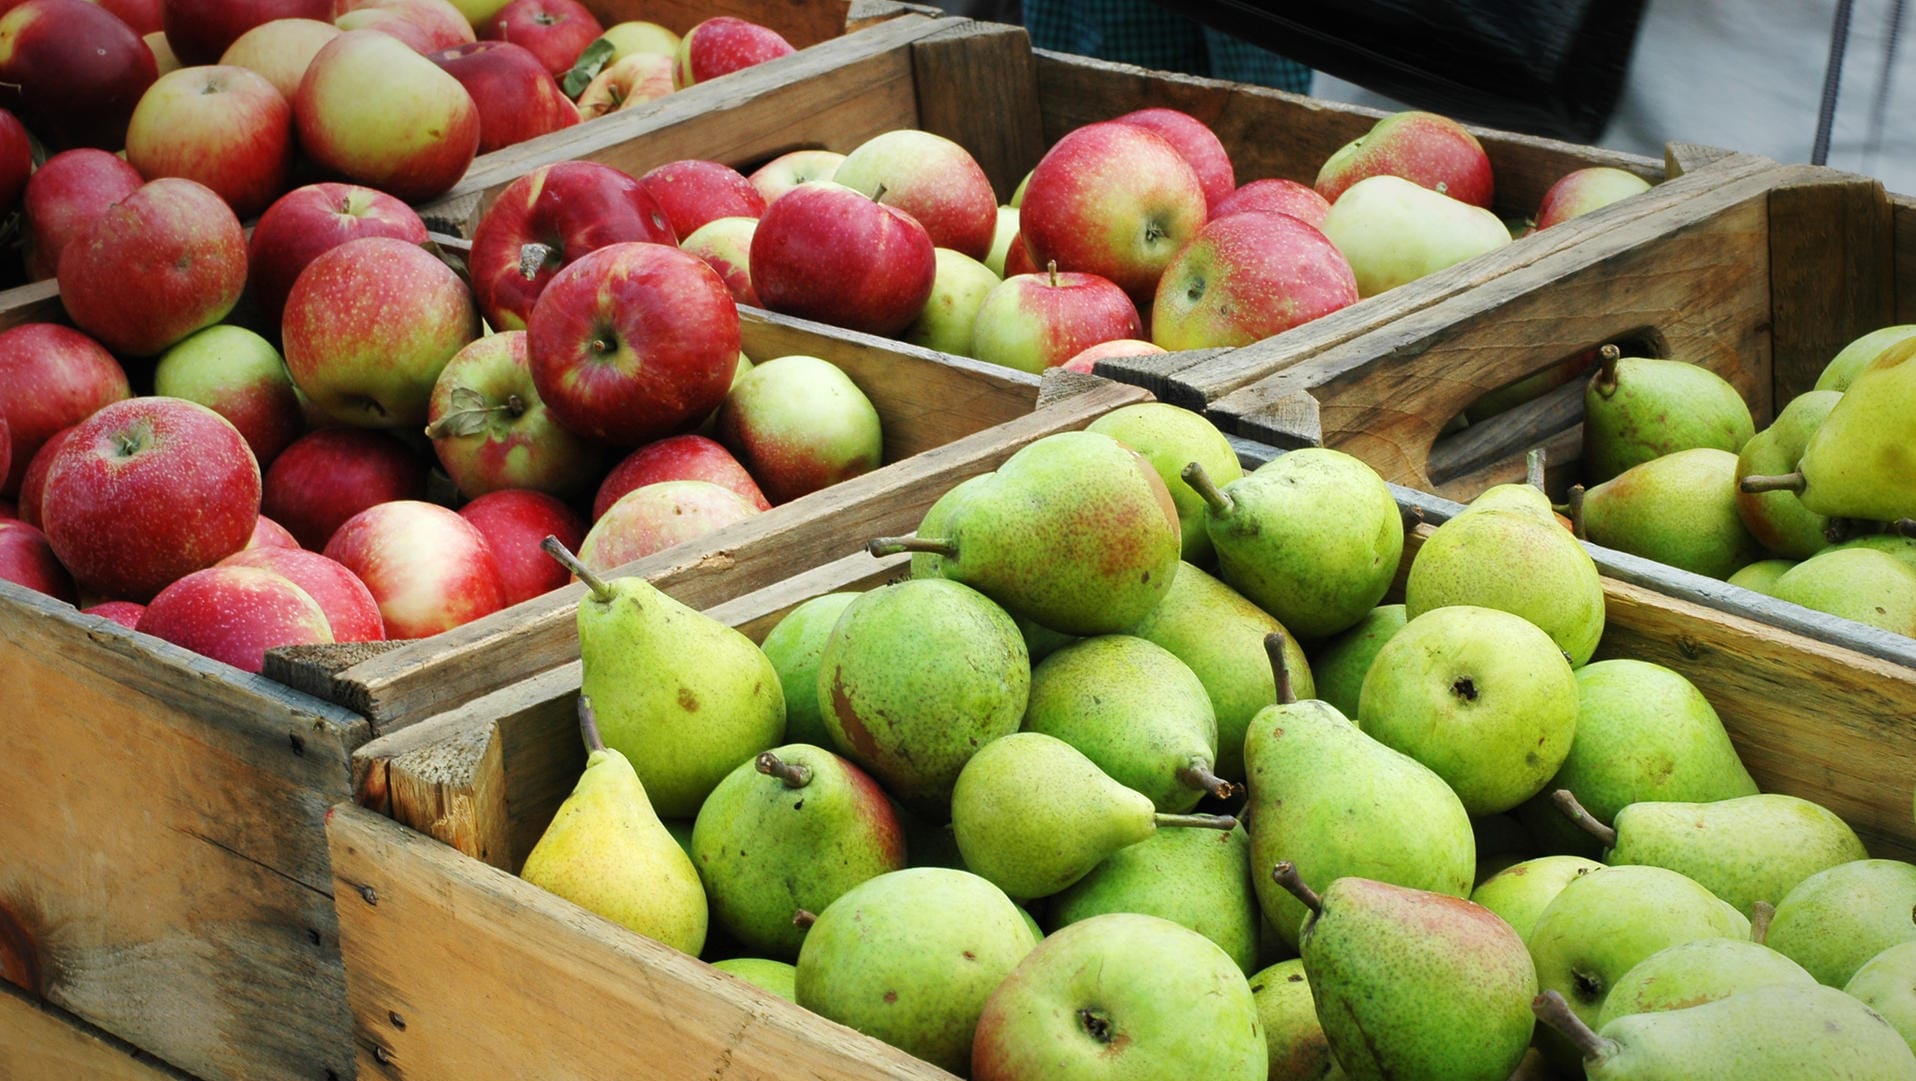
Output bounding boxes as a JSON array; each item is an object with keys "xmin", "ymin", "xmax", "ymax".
[{"xmin": 562, "ymin": 39, "xmax": 616, "ymax": 100}]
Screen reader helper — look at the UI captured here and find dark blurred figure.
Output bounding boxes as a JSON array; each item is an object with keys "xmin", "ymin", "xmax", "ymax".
[{"xmin": 955, "ymin": 0, "xmax": 1313, "ymax": 92}]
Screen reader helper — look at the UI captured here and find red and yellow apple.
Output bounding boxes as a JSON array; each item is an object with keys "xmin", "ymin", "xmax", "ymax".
[
  {"xmin": 123, "ymin": 63, "xmax": 295, "ymax": 219},
  {"xmin": 261, "ymin": 427, "xmax": 430, "ymax": 549},
  {"xmin": 294, "ymin": 28, "xmax": 480, "ymax": 203},
  {"xmin": 321, "ymin": 499, "xmax": 505, "ymax": 638},
  {"xmin": 424, "ymin": 329, "xmax": 602, "ymax": 498}
]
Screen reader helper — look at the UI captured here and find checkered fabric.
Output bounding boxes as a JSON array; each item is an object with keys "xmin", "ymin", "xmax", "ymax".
[{"xmin": 1022, "ymin": 0, "xmax": 1314, "ymax": 92}]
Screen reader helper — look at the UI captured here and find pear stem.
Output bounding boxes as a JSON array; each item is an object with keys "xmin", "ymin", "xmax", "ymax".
[
  {"xmin": 1180, "ymin": 461, "xmax": 1233, "ymax": 514},
  {"xmin": 1592, "ymin": 344, "xmax": 1621, "ymax": 397},
  {"xmin": 1567, "ymin": 484, "xmax": 1587, "ymax": 540},
  {"xmin": 1525, "ymin": 447, "xmax": 1546, "ymax": 491},
  {"xmin": 1550, "ymin": 789, "xmax": 1618, "ymax": 848},
  {"xmin": 1896, "ymin": 518, "xmax": 1916, "ymax": 539},
  {"xmin": 1739, "ymin": 471, "xmax": 1806, "ymax": 495},
  {"xmin": 1155, "ymin": 812, "xmax": 1237, "ymax": 832},
  {"xmin": 755, "ymin": 752, "xmax": 812, "ymax": 789},
  {"xmin": 1269, "ymin": 861, "xmax": 1322, "ymax": 915},
  {"xmin": 1265, "ymin": 631, "xmax": 1296, "ymax": 705},
  {"xmin": 542, "ymin": 536, "xmax": 614, "ymax": 603},
  {"xmin": 1531, "ymin": 990, "xmax": 1619, "ymax": 1062},
  {"xmin": 1749, "ymin": 900, "xmax": 1776, "ymax": 945},
  {"xmin": 1176, "ymin": 761, "xmax": 1240, "ymax": 801},
  {"xmin": 792, "ymin": 909, "xmax": 817, "ymax": 929},
  {"xmin": 867, "ymin": 535, "xmax": 957, "ymax": 558},
  {"xmin": 577, "ymin": 694, "xmax": 606, "ymax": 754}
]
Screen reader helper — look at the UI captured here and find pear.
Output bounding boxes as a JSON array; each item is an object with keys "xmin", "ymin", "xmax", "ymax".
[
  {"xmin": 816, "ymin": 577, "xmax": 1028, "ymax": 816},
  {"xmin": 1307, "ymin": 603, "xmax": 1406, "ymax": 719},
  {"xmin": 1470, "ymin": 855, "xmax": 1603, "ymax": 942},
  {"xmin": 1595, "ymin": 937, "xmax": 1815, "ymax": 1027},
  {"xmin": 543, "ymin": 538, "xmax": 784, "ymax": 819},
  {"xmin": 1744, "ymin": 337, "xmax": 1916, "ymax": 523},
  {"xmin": 1533, "ymin": 984, "xmax": 1916, "ymax": 1079},
  {"xmin": 972, "ymin": 912, "xmax": 1267, "ymax": 1081},
  {"xmin": 1273, "ymin": 864, "xmax": 1538, "ymax": 1081},
  {"xmin": 1726, "ymin": 557, "xmax": 1797, "ymax": 594},
  {"xmin": 1577, "ymin": 447, "xmax": 1767, "ymax": 579},
  {"xmin": 1086, "ymin": 401, "xmax": 1244, "ymax": 564},
  {"xmin": 1581, "ymin": 345, "xmax": 1756, "ymax": 484},
  {"xmin": 1130, "ymin": 560, "xmax": 1314, "ymax": 780},
  {"xmin": 1734, "ymin": 390, "xmax": 1842, "ymax": 557},
  {"xmin": 871, "ymin": 430, "xmax": 1182, "ymax": 635},
  {"xmin": 1765, "ymin": 859, "xmax": 1916, "ymax": 987},
  {"xmin": 1046, "ymin": 823, "xmax": 1259, "ymax": 974},
  {"xmin": 1463, "ymin": 448, "xmax": 1563, "ymax": 522},
  {"xmin": 794, "ymin": 867, "xmax": 1036, "ymax": 1075},
  {"xmin": 950, "ymin": 732, "xmax": 1236, "ymax": 900},
  {"xmin": 1817, "ymin": 323, "xmax": 1916, "ymax": 391},
  {"xmin": 1245, "ymin": 633, "xmax": 1476, "ymax": 949},
  {"xmin": 690, "ymin": 745, "xmax": 907, "ymax": 958},
  {"xmin": 1185, "ymin": 447, "xmax": 1403, "ymax": 640},
  {"xmin": 1830, "ymin": 531, "xmax": 1916, "ymax": 574},
  {"xmin": 518, "ymin": 696, "xmax": 708, "ymax": 955},
  {"xmin": 1845, "ymin": 940, "xmax": 1916, "ymax": 1051},
  {"xmin": 1357, "ymin": 605, "xmax": 1579, "ymax": 816},
  {"xmin": 1249, "ymin": 958, "xmax": 1340, "ymax": 1081},
  {"xmin": 711, "ymin": 957, "xmax": 797, "ymax": 1001},
  {"xmin": 756, "ymin": 591, "xmax": 860, "ymax": 747},
  {"xmin": 1404, "ymin": 499, "xmax": 1605, "ymax": 665},
  {"xmin": 1769, "ymin": 546, "xmax": 1916, "ymax": 635},
  {"xmin": 1318, "ymin": 174, "xmax": 1512, "ymax": 297},
  {"xmin": 1022, "ymin": 635, "xmax": 1233, "ymax": 813}
]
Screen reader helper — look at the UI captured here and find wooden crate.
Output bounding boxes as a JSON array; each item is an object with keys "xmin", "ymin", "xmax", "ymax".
[
  {"xmin": 574, "ymin": 0, "xmax": 918, "ymax": 49},
  {"xmin": 325, "ymin": 467, "xmax": 1916, "ymax": 1080},
  {"xmin": 0, "ymin": 984, "xmax": 196, "ymax": 1081},
  {"xmin": 1200, "ymin": 161, "xmax": 1905, "ymax": 501}
]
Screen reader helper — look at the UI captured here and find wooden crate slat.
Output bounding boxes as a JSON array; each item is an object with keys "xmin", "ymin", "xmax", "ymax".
[
  {"xmin": 908, "ymin": 20, "xmax": 1045, "ymax": 199},
  {"xmin": 575, "ymin": 0, "xmax": 854, "ymax": 47},
  {"xmin": 0, "ymin": 985, "xmax": 194, "ymax": 1081},
  {"xmin": 1767, "ymin": 172, "xmax": 1897, "ymax": 404},
  {"xmin": 1894, "ymin": 194, "xmax": 1916, "ymax": 323}
]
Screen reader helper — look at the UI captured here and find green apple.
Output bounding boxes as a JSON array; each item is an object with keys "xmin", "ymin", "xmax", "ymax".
[
  {"xmin": 715, "ymin": 355, "xmax": 882, "ymax": 504},
  {"xmin": 983, "ymin": 205, "xmax": 1019, "ymax": 276},
  {"xmin": 1319, "ymin": 174, "xmax": 1512, "ymax": 297},
  {"xmin": 154, "ymin": 324, "xmax": 303, "ymax": 467},
  {"xmin": 903, "ymin": 247, "xmax": 1000, "ymax": 357}
]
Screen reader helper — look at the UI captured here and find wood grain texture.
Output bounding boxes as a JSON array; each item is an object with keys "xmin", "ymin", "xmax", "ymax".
[
  {"xmin": 327, "ymin": 803, "xmax": 960, "ymax": 1081},
  {"xmin": 910, "ymin": 19, "xmax": 1044, "ymax": 200},
  {"xmin": 576, "ymin": 0, "xmax": 854, "ymax": 47},
  {"xmin": 1766, "ymin": 171, "xmax": 1896, "ymax": 405},
  {"xmin": 0, "ymin": 582, "xmax": 368, "ymax": 1081},
  {"xmin": 0, "ymin": 984, "xmax": 193, "ymax": 1081},
  {"xmin": 1895, "ymin": 194, "xmax": 1916, "ymax": 323},
  {"xmin": 0, "ymin": 279, "xmax": 64, "ymax": 332}
]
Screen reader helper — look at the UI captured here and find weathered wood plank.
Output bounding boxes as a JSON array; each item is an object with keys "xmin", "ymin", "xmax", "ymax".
[
  {"xmin": 0, "ymin": 278, "xmax": 62, "ymax": 331},
  {"xmin": 1766, "ymin": 171, "xmax": 1896, "ymax": 405},
  {"xmin": 1894, "ymin": 193, "xmax": 1916, "ymax": 324},
  {"xmin": 0, "ymin": 984, "xmax": 194, "ymax": 1081},
  {"xmin": 909, "ymin": 19, "xmax": 1044, "ymax": 200}
]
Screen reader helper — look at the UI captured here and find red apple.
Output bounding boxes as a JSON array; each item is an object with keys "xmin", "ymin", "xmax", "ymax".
[
  {"xmin": 100, "ymin": 0, "xmax": 163, "ymax": 34},
  {"xmin": 218, "ymin": 16, "xmax": 340, "ymax": 100},
  {"xmin": 638, "ymin": 159, "xmax": 766, "ymax": 241},
  {"xmin": 281, "ymin": 235, "xmax": 481, "ymax": 428},
  {"xmin": 162, "ymin": 0, "xmax": 331, "ymax": 64},
  {"xmin": 19, "ymin": 148, "xmax": 145, "ymax": 281},
  {"xmin": 483, "ymin": 0, "xmax": 598, "ymax": 78},
  {"xmin": 57, "ymin": 177, "xmax": 248, "ymax": 358},
  {"xmin": 262, "ymin": 427, "xmax": 430, "ymax": 549},
  {"xmin": 246, "ymin": 181, "xmax": 429, "ymax": 325},
  {"xmin": 83, "ymin": 598, "xmax": 146, "ymax": 627},
  {"xmin": 715, "ymin": 354, "xmax": 881, "ymax": 504},
  {"xmin": 424, "ymin": 330, "xmax": 602, "ymax": 498},
  {"xmin": 153, "ymin": 324, "xmax": 304, "ymax": 467},
  {"xmin": 593, "ymin": 433, "xmax": 768, "ymax": 520},
  {"xmin": 334, "ymin": 0, "xmax": 473, "ymax": 53},
  {"xmin": 748, "ymin": 148, "xmax": 841, "ymax": 205},
  {"xmin": 0, "ymin": 409, "xmax": 9, "ymax": 489},
  {"xmin": 1002, "ymin": 228, "xmax": 1037, "ymax": 277},
  {"xmin": 0, "ymin": 496, "xmax": 13, "ymax": 520},
  {"xmin": 39, "ymin": 396, "xmax": 261, "ymax": 601},
  {"xmin": 829, "ymin": 129, "xmax": 997, "ymax": 260},
  {"xmin": 294, "ymin": 28, "xmax": 480, "ymax": 203},
  {"xmin": 246, "ymin": 513, "xmax": 299, "ymax": 548},
  {"xmin": 749, "ymin": 180, "xmax": 936, "ymax": 336},
  {"xmin": 1061, "ymin": 337, "xmax": 1164, "ymax": 375},
  {"xmin": 124, "ymin": 63, "xmax": 295, "ymax": 219},
  {"xmin": 0, "ymin": 323, "xmax": 130, "ymax": 494},
  {"xmin": 1314, "ymin": 110, "xmax": 1494, "ymax": 209},
  {"xmin": 678, "ymin": 216, "xmax": 759, "ymax": 307},
  {"xmin": 1212, "ymin": 178, "xmax": 1332, "ymax": 231},
  {"xmin": 573, "ymin": 49, "xmax": 673, "ymax": 118},
  {"xmin": 1535, "ymin": 166, "xmax": 1653, "ymax": 229},
  {"xmin": 1112, "ymin": 107, "xmax": 1234, "ymax": 214},
  {"xmin": 526, "ymin": 240, "xmax": 739, "ymax": 446},
  {"xmin": 0, "ymin": 108, "xmax": 30, "ymax": 217},
  {"xmin": 137, "ymin": 564, "xmax": 334, "ymax": 670},
  {"xmin": 969, "ymin": 266, "xmax": 1143, "ymax": 374},
  {"xmin": 0, "ymin": 518, "xmax": 76, "ymax": 602},
  {"xmin": 579, "ymin": 479, "xmax": 759, "ymax": 572},
  {"xmin": 1150, "ymin": 211, "xmax": 1358, "ymax": 350},
  {"xmin": 0, "ymin": 0, "xmax": 158, "ymax": 150},
  {"xmin": 219, "ymin": 545, "xmax": 384, "ymax": 640},
  {"xmin": 321, "ymin": 499, "xmax": 506, "ymax": 638},
  {"xmin": 1020, "ymin": 121, "xmax": 1207, "ymax": 308},
  {"xmin": 456, "ymin": 487, "xmax": 582, "ymax": 605},
  {"xmin": 672, "ymin": 15, "xmax": 790, "ymax": 88},
  {"xmin": 15, "ymin": 426, "xmax": 77, "ymax": 526},
  {"xmin": 468, "ymin": 160, "xmax": 675, "ymax": 332},
  {"xmin": 428, "ymin": 39, "xmax": 578, "ymax": 155}
]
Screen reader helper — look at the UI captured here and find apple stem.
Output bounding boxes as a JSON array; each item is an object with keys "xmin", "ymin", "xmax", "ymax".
[
  {"xmin": 1265, "ymin": 631, "xmax": 1296, "ymax": 705},
  {"xmin": 1177, "ymin": 761, "xmax": 1240, "ymax": 801},
  {"xmin": 1045, "ymin": 259, "xmax": 1060, "ymax": 288},
  {"xmin": 1749, "ymin": 900, "xmax": 1776, "ymax": 945},
  {"xmin": 1550, "ymin": 789, "xmax": 1618, "ymax": 848},
  {"xmin": 1525, "ymin": 448, "xmax": 1546, "ymax": 491},
  {"xmin": 1739, "ymin": 471, "xmax": 1806, "ymax": 495},
  {"xmin": 1531, "ymin": 990, "xmax": 1619, "ymax": 1062},
  {"xmin": 870, "ymin": 183, "xmax": 888, "ymax": 204},
  {"xmin": 577, "ymin": 694, "xmax": 606, "ymax": 754},
  {"xmin": 541, "ymin": 535, "xmax": 615, "ymax": 603},
  {"xmin": 519, "ymin": 242, "xmax": 555, "ymax": 281},
  {"xmin": 1180, "ymin": 461, "xmax": 1233, "ymax": 514},
  {"xmin": 867, "ymin": 535, "xmax": 956, "ymax": 558},
  {"xmin": 755, "ymin": 752, "xmax": 812, "ymax": 789},
  {"xmin": 1592, "ymin": 344, "xmax": 1622, "ymax": 398},
  {"xmin": 792, "ymin": 909, "xmax": 817, "ymax": 929},
  {"xmin": 1155, "ymin": 811, "xmax": 1237, "ymax": 832},
  {"xmin": 1269, "ymin": 861, "xmax": 1323, "ymax": 915}
]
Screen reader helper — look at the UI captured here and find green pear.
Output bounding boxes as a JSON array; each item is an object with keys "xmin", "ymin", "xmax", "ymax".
[
  {"xmin": 1405, "ymin": 503, "xmax": 1605, "ymax": 666},
  {"xmin": 1274, "ymin": 865, "xmax": 1538, "ymax": 1081},
  {"xmin": 711, "ymin": 957, "xmax": 797, "ymax": 1001},
  {"xmin": 1130, "ymin": 560, "xmax": 1314, "ymax": 780},
  {"xmin": 1023, "ymin": 635, "xmax": 1231, "ymax": 813},
  {"xmin": 1726, "ymin": 557, "xmax": 1797, "ymax": 594},
  {"xmin": 1519, "ymin": 658, "xmax": 1756, "ymax": 858},
  {"xmin": 1769, "ymin": 547, "xmax": 1916, "ymax": 635},
  {"xmin": 544, "ymin": 538, "xmax": 784, "ymax": 819},
  {"xmin": 1087, "ymin": 401, "xmax": 1244, "ymax": 564},
  {"xmin": 1460, "ymin": 448, "xmax": 1562, "ymax": 523},
  {"xmin": 1185, "ymin": 447, "xmax": 1404, "ymax": 640},
  {"xmin": 1249, "ymin": 958, "xmax": 1340, "ymax": 1081},
  {"xmin": 1047, "ymin": 823, "xmax": 1258, "ymax": 974},
  {"xmin": 1578, "ymin": 447, "xmax": 1767, "ymax": 579},
  {"xmin": 1318, "ymin": 174, "xmax": 1512, "ymax": 297},
  {"xmin": 971, "ymin": 912, "xmax": 1267, "ymax": 1081},
  {"xmin": 902, "ymin": 247, "xmax": 1000, "ymax": 357},
  {"xmin": 1533, "ymin": 983, "xmax": 1916, "ymax": 1079},
  {"xmin": 950, "ymin": 732, "xmax": 1236, "ymax": 900},
  {"xmin": 756, "ymin": 591, "xmax": 859, "ymax": 747},
  {"xmin": 1734, "ymin": 390, "xmax": 1842, "ymax": 557},
  {"xmin": 1766, "ymin": 859, "xmax": 1916, "ymax": 986},
  {"xmin": 1015, "ymin": 612, "xmax": 1078, "ymax": 663},
  {"xmin": 1845, "ymin": 940, "xmax": 1916, "ymax": 1052},
  {"xmin": 1245, "ymin": 634, "xmax": 1476, "ymax": 949},
  {"xmin": 1582, "ymin": 347, "xmax": 1756, "ymax": 484},
  {"xmin": 1752, "ymin": 337, "xmax": 1916, "ymax": 523},
  {"xmin": 690, "ymin": 745, "xmax": 907, "ymax": 958},
  {"xmin": 874, "ymin": 430, "xmax": 1182, "ymax": 635},
  {"xmin": 1357, "ymin": 605, "xmax": 1579, "ymax": 816},
  {"xmin": 1470, "ymin": 855, "xmax": 1603, "ymax": 942},
  {"xmin": 1307, "ymin": 603, "xmax": 1406, "ymax": 719},
  {"xmin": 519, "ymin": 697, "xmax": 708, "ymax": 955},
  {"xmin": 1595, "ymin": 938, "xmax": 1815, "ymax": 1027},
  {"xmin": 816, "ymin": 577, "xmax": 1029, "ymax": 816},
  {"xmin": 794, "ymin": 867, "xmax": 1036, "ymax": 1075},
  {"xmin": 1830, "ymin": 531, "xmax": 1916, "ymax": 574},
  {"xmin": 1816, "ymin": 324, "xmax": 1916, "ymax": 391}
]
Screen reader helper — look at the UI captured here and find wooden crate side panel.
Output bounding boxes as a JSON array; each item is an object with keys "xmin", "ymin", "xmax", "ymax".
[
  {"xmin": 326, "ymin": 804, "xmax": 958, "ymax": 1081},
  {"xmin": 576, "ymin": 0, "xmax": 852, "ymax": 46},
  {"xmin": 1895, "ymin": 193, "xmax": 1916, "ymax": 323},
  {"xmin": 0, "ymin": 985, "xmax": 194, "ymax": 1081},
  {"xmin": 1766, "ymin": 173, "xmax": 1897, "ymax": 404},
  {"xmin": 908, "ymin": 20, "xmax": 1045, "ymax": 200},
  {"xmin": 0, "ymin": 280, "xmax": 60, "ymax": 332},
  {"xmin": 0, "ymin": 585, "xmax": 365, "ymax": 1081}
]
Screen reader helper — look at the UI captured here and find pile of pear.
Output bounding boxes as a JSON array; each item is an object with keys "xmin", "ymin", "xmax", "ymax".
[
  {"xmin": 1553, "ymin": 327, "xmax": 1916, "ymax": 637},
  {"xmin": 513, "ymin": 399, "xmax": 1916, "ymax": 1081}
]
